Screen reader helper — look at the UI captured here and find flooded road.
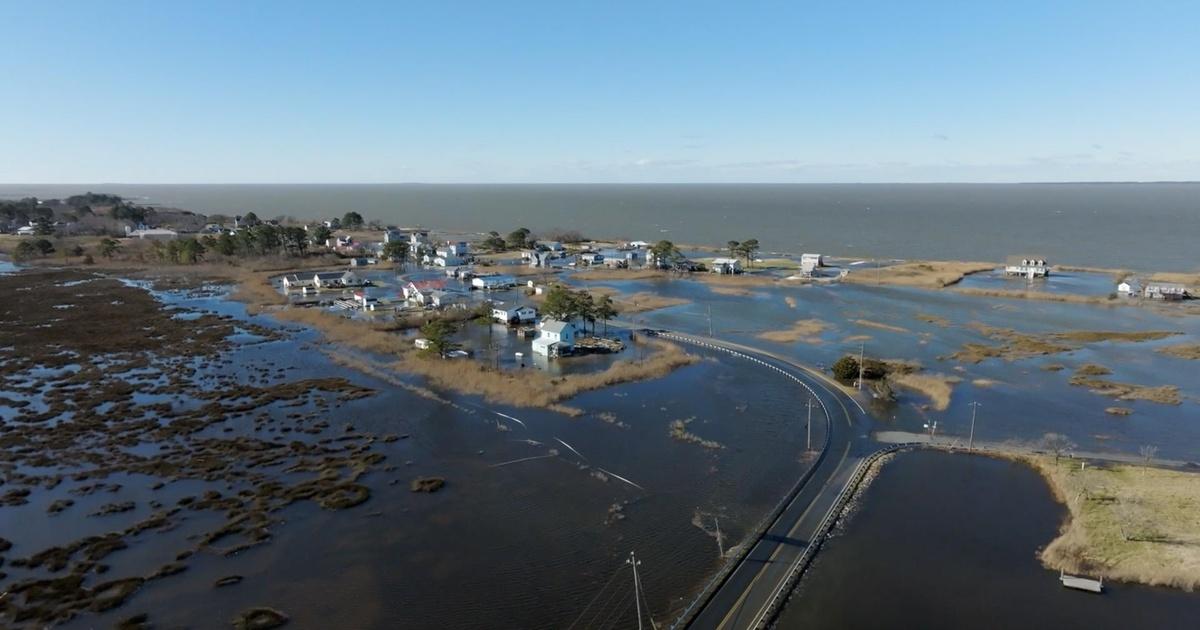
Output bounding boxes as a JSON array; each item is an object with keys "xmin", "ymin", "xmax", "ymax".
[{"xmin": 776, "ymin": 450, "xmax": 1200, "ymax": 628}]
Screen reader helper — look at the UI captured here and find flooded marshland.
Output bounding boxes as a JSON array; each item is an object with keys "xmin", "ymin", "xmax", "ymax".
[
  {"xmin": 1, "ymin": 269, "xmax": 824, "ymax": 628},
  {"xmin": 775, "ymin": 450, "xmax": 1200, "ymax": 628},
  {"xmin": 564, "ymin": 271, "xmax": 1200, "ymax": 461}
]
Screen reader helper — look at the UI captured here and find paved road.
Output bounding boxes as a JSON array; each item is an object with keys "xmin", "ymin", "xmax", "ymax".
[{"xmin": 655, "ymin": 332, "xmax": 873, "ymax": 630}]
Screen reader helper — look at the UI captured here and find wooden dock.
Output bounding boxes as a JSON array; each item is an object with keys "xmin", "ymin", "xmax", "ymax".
[{"xmin": 1060, "ymin": 571, "xmax": 1104, "ymax": 593}]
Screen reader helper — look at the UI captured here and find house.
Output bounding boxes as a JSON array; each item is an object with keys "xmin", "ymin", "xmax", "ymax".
[
  {"xmin": 428, "ymin": 289, "xmax": 467, "ymax": 309},
  {"xmin": 323, "ymin": 219, "xmax": 340, "ymax": 229},
  {"xmin": 1117, "ymin": 279, "xmax": 1140, "ymax": 296},
  {"xmin": 352, "ymin": 291, "xmax": 378, "ymax": 311},
  {"xmin": 1144, "ymin": 282, "xmax": 1189, "ymax": 301},
  {"xmin": 436, "ymin": 241, "xmax": 470, "ymax": 259},
  {"xmin": 710, "ymin": 257, "xmax": 743, "ymax": 274},
  {"xmin": 313, "ymin": 270, "xmax": 365, "ymax": 289},
  {"xmin": 539, "ymin": 241, "xmax": 565, "ymax": 252},
  {"xmin": 414, "ymin": 338, "xmax": 433, "ymax": 350},
  {"xmin": 800, "ymin": 253, "xmax": 824, "ymax": 276},
  {"xmin": 1005, "ymin": 256, "xmax": 1050, "ymax": 278},
  {"xmin": 472, "ymin": 274, "xmax": 517, "ymax": 290},
  {"xmin": 628, "ymin": 240, "xmax": 650, "ymax": 248},
  {"xmin": 579, "ymin": 253, "xmax": 604, "ymax": 266},
  {"xmin": 432, "ymin": 255, "xmax": 464, "ymax": 267},
  {"xmin": 349, "ymin": 257, "xmax": 377, "ymax": 267},
  {"xmin": 281, "ymin": 274, "xmax": 315, "ymax": 290},
  {"xmin": 408, "ymin": 230, "xmax": 430, "ymax": 247},
  {"xmin": 383, "ymin": 229, "xmax": 403, "ymax": 243},
  {"xmin": 532, "ymin": 318, "xmax": 577, "ymax": 357},
  {"xmin": 601, "ymin": 249, "xmax": 643, "ymax": 267},
  {"xmin": 16, "ymin": 225, "xmax": 35, "ymax": 236},
  {"xmin": 492, "ymin": 305, "xmax": 538, "ymax": 325},
  {"xmin": 402, "ymin": 280, "xmax": 446, "ymax": 305}
]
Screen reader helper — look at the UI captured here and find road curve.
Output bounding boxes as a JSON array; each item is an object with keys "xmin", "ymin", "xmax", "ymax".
[{"xmin": 655, "ymin": 331, "xmax": 871, "ymax": 630}]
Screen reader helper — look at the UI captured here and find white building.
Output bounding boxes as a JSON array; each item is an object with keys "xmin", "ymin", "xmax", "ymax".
[
  {"xmin": 125, "ymin": 226, "xmax": 178, "ymax": 240},
  {"xmin": 472, "ymin": 274, "xmax": 517, "ymax": 290},
  {"xmin": 800, "ymin": 253, "xmax": 824, "ymax": 275},
  {"xmin": 428, "ymin": 289, "xmax": 466, "ymax": 309},
  {"xmin": 1005, "ymin": 256, "xmax": 1050, "ymax": 278},
  {"xmin": 1117, "ymin": 279, "xmax": 1139, "ymax": 295},
  {"xmin": 709, "ymin": 257, "xmax": 742, "ymax": 274},
  {"xmin": 16, "ymin": 225, "xmax": 36, "ymax": 236},
  {"xmin": 281, "ymin": 274, "xmax": 315, "ymax": 290},
  {"xmin": 313, "ymin": 270, "xmax": 365, "ymax": 289},
  {"xmin": 532, "ymin": 319, "xmax": 577, "ymax": 357},
  {"xmin": 492, "ymin": 305, "xmax": 538, "ymax": 324},
  {"xmin": 579, "ymin": 253, "xmax": 604, "ymax": 266},
  {"xmin": 1144, "ymin": 282, "xmax": 1189, "ymax": 301},
  {"xmin": 408, "ymin": 230, "xmax": 430, "ymax": 247}
]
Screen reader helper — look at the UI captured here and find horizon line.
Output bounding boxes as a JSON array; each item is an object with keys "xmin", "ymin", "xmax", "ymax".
[{"xmin": 2, "ymin": 180, "xmax": 1197, "ymax": 187}]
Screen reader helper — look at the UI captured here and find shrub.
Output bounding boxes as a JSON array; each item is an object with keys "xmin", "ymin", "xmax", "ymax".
[{"xmin": 832, "ymin": 355, "xmax": 860, "ymax": 381}]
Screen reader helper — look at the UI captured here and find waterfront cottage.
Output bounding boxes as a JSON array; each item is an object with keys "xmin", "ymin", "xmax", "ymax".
[
  {"xmin": 532, "ymin": 319, "xmax": 577, "ymax": 357},
  {"xmin": 281, "ymin": 274, "xmax": 315, "ymax": 290},
  {"xmin": 1117, "ymin": 279, "xmax": 1140, "ymax": 296},
  {"xmin": 492, "ymin": 305, "xmax": 538, "ymax": 325},
  {"xmin": 1143, "ymin": 282, "xmax": 1189, "ymax": 300},
  {"xmin": 472, "ymin": 274, "xmax": 517, "ymax": 290},
  {"xmin": 1005, "ymin": 255, "xmax": 1050, "ymax": 278},
  {"xmin": 801, "ymin": 253, "xmax": 824, "ymax": 275},
  {"xmin": 710, "ymin": 257, "xmax": 742, "ymax": 274}
]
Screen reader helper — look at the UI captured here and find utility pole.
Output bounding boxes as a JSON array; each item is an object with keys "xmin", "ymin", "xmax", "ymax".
[
  {"xmin": 715, "ymin": 518, "xmax": 724, "ymax": 557},
  {"xmin": 857, "ymin": 342, "xmax": 865, "ymax": 391},
  {"xmin": 707, "ymin": 304, "xmax": 713, "ymax": 337},
  {"xmin": 627, "ymin": 551, "xmax": 644, "ymax": 630},
  {"xmin": 806, "ymin": 397, "xmax": 814, "ymax": 451},
  {"xmin": 968, "ymin": 401, "xmax": 981, "ymax": 451}
]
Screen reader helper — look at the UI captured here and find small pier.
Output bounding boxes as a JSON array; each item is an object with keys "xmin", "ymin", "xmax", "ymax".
[{"xmin": 1060, "ymin": 571, "xmax": 1104, "ymax": 593}]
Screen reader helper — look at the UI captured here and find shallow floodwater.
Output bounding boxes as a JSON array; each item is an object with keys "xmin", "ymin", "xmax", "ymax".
[
  {"xmin": 776, "ymin": 450, "xmax": 1200, "ymax": 628},
  {"xmin": 17, "ymin": 282, "xmax": 827, "ymax": 628},
  {"xmin": 570, "ymin": 273, "xmax": 1200, "ymax": 461}
]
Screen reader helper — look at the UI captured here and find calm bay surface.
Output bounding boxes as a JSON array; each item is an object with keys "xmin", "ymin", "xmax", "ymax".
[{"xmin": 2, "ymin": 183, "xmax": 1197, "ymax": 270}]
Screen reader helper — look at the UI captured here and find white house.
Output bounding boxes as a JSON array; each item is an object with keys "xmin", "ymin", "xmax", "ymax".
[
  {"xmin": 1144, "ymin": 282, "xmax": 1189, "ymax": 301},
  {"xmin": 532, "ymin": 319, "xmax": 577, "ymax": 357},
  {"xmin": 383, "ymin": 229, "xmax": 403, "ymax": 243},
  {"xmin": 352, "ymin": 291, "xmax": 378, "ymax": 311},
  {"xmin": 1117, "ymin": 279, "xmax": 1140, "ymax": 296},
  {"xmin": 436, "ymin": 241, "xmax": 470, "ymax": 259},
  {"xmin": 313, "ymin": 270, "xmax": 365, "ymax": 289},
  {"xmin": 472, "ymin": 274, "xmax": 517, "ymax": 290},
  {"xmin": 414, "ymin": 338, "xmax": 433, "ymax": 350},
  {"xmin": 539, "ymin": 241, "xmax": 564, "ymax": 252},
  {"xmin": 492, "ymin": 305, "xmax": 538, "ymax": 324},
  {"xmin": 281, "ymin": 274, "xmax": 315, "ymax": 290},
  {"xmin": 16, "ymin": 225, "xmax": 36, "ymax": 236},
  {"xmin": 1005, "ymin": 256, "xmax": 1050, "ymax": 278},
  {"xmin": 402, "ymin": 280, "xmax": 445, "ymax": 305},
  {"xmin": 431, "ymin": 255, "xmax": 465, "ymax": 267},
  {"xmin": 710, "ymin": 257, "xmax": 742, "ymax": 274},
  {"xmin": 579, "ymin": 253, "xmax": 604, "ymax": 266},
  {"xmin": 408, "ymin": 230, "xmax": 430, "ymax": 247},
  {"xmin": 800, "ymin": 253, "xmax": 824, "ymax": 275}
]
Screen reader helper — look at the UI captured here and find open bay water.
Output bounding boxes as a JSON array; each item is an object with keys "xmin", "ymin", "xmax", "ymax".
[
  {"xmin": 775, "ymin": 450, "xmax": 1200, "ymax": 628},
  {"xmin": 3, "ymin": 183, "xmax": 1198, "ymax": 271}
]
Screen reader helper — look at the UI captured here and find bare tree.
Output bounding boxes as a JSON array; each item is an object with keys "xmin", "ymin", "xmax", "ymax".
[
  {"xmin": 1139, "ymin": 445, "xmax": 1159, "ymax": 476},
  {"xmin": 1041, "ymin": 432, "xmax": 1075, "ymax": 463}
]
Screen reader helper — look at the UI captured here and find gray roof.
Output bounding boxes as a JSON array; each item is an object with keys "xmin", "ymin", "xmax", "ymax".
[
  {"xmin": 1006, "ymin": 255, "xmax": 1048, "ymax": 266},
  {"xmin": 540, "ymin": 319, "xmax": 573, "ymax": 334}
]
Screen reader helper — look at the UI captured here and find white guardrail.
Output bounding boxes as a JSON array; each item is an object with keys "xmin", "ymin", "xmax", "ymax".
[{"xmin": 656, "ymin": 332, "xmax": 835, "ymax": 629}]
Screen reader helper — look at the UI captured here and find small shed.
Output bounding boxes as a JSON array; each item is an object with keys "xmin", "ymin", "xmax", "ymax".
[{"xmin": 710, "ymin": 257, "xmax": 743, "ymax": 274}]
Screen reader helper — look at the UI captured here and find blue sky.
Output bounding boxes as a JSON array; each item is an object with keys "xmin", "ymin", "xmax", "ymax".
[{"xmin": 2, "ymin": 1, "xmax": 1197, "ymax": 183}]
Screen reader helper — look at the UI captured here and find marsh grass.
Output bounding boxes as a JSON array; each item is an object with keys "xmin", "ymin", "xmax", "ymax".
[
  {"xmin": 1030, "ymin": 456, "xmax": 1200, "ymax": 590},
  {"xmin": 757, "ymin": 319, "xmax": 830, "ymax": 343},
  {"xmin": 842, "ymin": 260, "xmax": 994, "ymax": 288}
]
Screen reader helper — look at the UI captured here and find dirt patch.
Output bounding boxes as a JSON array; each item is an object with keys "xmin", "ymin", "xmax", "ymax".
[
  {"xmin": 1067, "ymin": 375, "xmax": 1181, "ymax": 405},
  {"xmin": 757, "ymin": 319, "xmax": 830, "ymax": 344},
  {"xmin": 1157, "ymin": 343, "xmax": 1200, "ymax": 360},
  {"xmin": 1105, "ymin": 407, "xmax": 1134, "ymax": 416},
  {"xmin": 889, "ymin": 373, "xmax": 961, "ymax": 411},
  {"xmin": 1075, "ymin": 364, "xmax": 1112, "ymax": 376},
  {"xmin": 843, "ymin": 260, "xmax": 994, "ymax": 288},
  {"xmin": 852, "ymin": 319, "xmax": 910, "ymax": 334}
]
